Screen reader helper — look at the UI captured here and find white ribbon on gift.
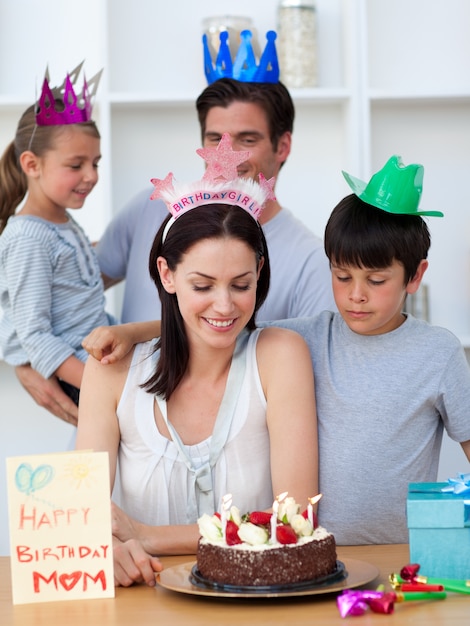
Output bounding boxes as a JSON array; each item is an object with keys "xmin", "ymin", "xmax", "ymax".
[{"xmin": 441, "ymin": 473, "xmax": 470, "ymax": 495}]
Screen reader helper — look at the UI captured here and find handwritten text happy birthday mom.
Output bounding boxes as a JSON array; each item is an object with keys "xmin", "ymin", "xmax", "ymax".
[{"xmin": 14, "ymin": 504, "xmax": 110, "ymax": 593}]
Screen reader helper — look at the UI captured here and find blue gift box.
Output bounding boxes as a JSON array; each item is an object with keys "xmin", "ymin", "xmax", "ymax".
[{"xmin": 407, "ymin": 482, "xmax": 470, "ymax": 579}]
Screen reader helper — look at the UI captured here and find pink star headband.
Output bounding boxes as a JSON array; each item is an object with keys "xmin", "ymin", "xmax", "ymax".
[{"xmin": 150, "ymin": 133, "xmax": 276, "ymax": 242}]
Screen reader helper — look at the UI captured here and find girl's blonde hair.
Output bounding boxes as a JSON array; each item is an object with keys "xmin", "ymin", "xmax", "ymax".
[{"xmin": 0, "ymin": 103, "xmax": 100, "ymax": 233}]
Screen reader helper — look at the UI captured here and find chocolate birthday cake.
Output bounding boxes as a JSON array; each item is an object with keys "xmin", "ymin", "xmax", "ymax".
[{"xmin": 196, "ymin": 496, "xmax": 337, "ymax": 587}]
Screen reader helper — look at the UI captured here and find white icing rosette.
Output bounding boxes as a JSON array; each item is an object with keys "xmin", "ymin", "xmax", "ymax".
[
  {"xmin": 278, "ymin": 496, "xmax": 300, "ymax": 524},
  {"xmin": 237, "ymin": 522, "xmax": 269, "ymax": 546},
  {"xmin": 198, "ymin": 513, "xmax": 223, "ymax": 542},
  {"xmin": 229, "ymin": 505, "xmax": 242, "ymax": 525},
  {"xmin": 290, "ymin": 513, "xmax": 313, "ymax": 537}
]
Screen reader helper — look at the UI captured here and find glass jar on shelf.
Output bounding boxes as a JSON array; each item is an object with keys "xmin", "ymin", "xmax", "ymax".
[
  {"xmin": 202, "ymin": 16, "xmax": 259, "ymax": 60},
  {"xmin": 277, "ymin": 0, "xmax": 318, "ymax": 88}
]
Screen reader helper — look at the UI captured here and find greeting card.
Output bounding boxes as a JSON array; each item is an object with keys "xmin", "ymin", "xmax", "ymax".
[{"xmin": 6, "ymin": 450, "xmax": 114, "ymax": 604}]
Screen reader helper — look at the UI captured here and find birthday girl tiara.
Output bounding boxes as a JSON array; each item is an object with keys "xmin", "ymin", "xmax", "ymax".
[
  {"xmin": 35, "ymin": 61, "xmax": 102, "ymax": 126},
  {"xmin": 150, "ymin": 133, "xmax": 276, "ymax": 241}
]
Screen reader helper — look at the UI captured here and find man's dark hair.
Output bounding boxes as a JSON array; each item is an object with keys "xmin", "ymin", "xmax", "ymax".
[{"xmin": 196, "ymin": 78, "xmax": 294, "ymax": 151}]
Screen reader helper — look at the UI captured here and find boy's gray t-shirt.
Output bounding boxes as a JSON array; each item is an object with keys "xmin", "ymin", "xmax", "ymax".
[{"xmin": 265, "ymin": 311, "xmax": 470, "ymax": 544}]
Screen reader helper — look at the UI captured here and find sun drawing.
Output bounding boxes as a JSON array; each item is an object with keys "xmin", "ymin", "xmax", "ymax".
[{"xmin": 61, "ymin": 454, "xmax": 100, "ymax": 490}]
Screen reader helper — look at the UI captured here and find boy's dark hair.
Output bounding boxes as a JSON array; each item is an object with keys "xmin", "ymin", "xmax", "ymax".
[
  {"xmin": 324, "ymin": 194, "xmax": 431, "ymax": 284},
  {"xmin": 196, "ymin": 78, "xmax": 294, "ymax": 152}
]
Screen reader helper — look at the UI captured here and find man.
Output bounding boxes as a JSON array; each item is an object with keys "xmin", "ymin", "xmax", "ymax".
[
  {"xmin": 98, "ymin": 78, "xmax": 334, "ymax": 323},
  {"xmin": 15, "ymin": 78, "xmax": 335, "ymax": 423}
]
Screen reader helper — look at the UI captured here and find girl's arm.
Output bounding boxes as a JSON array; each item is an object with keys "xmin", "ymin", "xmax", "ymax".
[
  {"xmin": 258, "ymin": 327, "xmax": 319, "ymax": 506},
  {"xmin": 82, "ymin": 320, "xmax": 161, "ymax": 364},
  {"xmin": 4, "ymin": 235, "xmax": 85, "ymax": 383},
  {"xmin": 54, "ymin": 354, "xmax": 85, "ymax": 389}
]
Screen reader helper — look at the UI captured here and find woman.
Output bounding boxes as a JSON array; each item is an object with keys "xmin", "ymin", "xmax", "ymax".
[{"xmin": 77, "ymin": 140, "xmax": 318, "ymax": 587}]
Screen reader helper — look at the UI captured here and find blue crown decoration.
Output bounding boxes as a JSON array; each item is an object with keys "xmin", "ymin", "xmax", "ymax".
[{"xmin": 203, "ymin": 29, "xmax": 279, "ymax": 84}]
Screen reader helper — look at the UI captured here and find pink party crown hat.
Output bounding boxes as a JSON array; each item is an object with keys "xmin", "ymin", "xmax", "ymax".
[
  {"xmin": 35, "ymin": 61, "xmax": 103, "ymax": 126},
  {"xmin": 150, "ymin": 133, "xmax": 276, "ymax": 241},
  {"xmin": 203, "ymin": 29, "xmax": 279, "ymax": 84}
]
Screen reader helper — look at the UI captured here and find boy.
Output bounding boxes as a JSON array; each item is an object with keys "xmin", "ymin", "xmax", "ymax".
[{"xmin": 283, "ymin": 155, "xmax": 470, "ymax": 543}]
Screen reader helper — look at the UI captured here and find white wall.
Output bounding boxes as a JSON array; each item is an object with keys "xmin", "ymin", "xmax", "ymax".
[{"xmin": 1, "ymin": 363, "xmax": 75, "ymax": 555}]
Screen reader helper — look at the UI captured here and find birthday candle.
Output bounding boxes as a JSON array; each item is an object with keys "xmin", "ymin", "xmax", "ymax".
[
  {"xmin": 270, "ymin": 498, "xmax": 279, "ymax": 544},
  {"xmin": 220, "ymin": 493, "xmax": 232, "ymax": 541},
  {"xmin": 270, "ymin": 492, "xmax": 288, "ymax": 544},
  {"xmin": 307, "ymin": 493, "xmax": 322, "ymax": 527}
]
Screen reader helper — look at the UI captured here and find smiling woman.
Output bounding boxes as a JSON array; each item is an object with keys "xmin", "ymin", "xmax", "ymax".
[
  {"xmin": 75, "ymin": 136, "xmax": 319, "ymax": 588},
  {"xmin": 144, "ymin": 203, "xmax": 269, "ymax": 399}
]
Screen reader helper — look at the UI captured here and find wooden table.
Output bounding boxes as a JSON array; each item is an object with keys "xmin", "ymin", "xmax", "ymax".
[{"xmin": 1, "ymin": 544, "xmax": 469, "ymax": 624}]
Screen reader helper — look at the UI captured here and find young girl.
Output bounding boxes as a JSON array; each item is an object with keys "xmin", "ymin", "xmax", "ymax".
[
  {"xmin": 0, "ymin": 68, "xmax": 115, "ymax": 407},
  {"xmin": 76, "ymin": 137, "xmax": 319, "ymax": 587}
]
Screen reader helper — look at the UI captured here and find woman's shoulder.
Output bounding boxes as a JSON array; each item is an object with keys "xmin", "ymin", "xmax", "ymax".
[
  {"xmin": 255, "ymin": 326, "xmax": 314, "ymax": 393},
  {"xmin": 257, "ymin": 325, "xmax": 311, "ymax": 358}
]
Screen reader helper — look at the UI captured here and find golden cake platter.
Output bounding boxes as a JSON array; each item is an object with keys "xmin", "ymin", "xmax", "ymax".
[{"xmin": 156, "ymin": 558, "xmax": 379, "ymax": 599}]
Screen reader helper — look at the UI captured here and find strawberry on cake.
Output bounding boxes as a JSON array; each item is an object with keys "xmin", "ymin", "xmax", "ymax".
[{"xmin": 195, "ymin": 495, "xmax": 337, "ymax": 587}]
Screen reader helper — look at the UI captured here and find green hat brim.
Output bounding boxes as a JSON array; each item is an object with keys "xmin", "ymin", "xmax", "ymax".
[{"xmin": 342, "ymin": 170, "xmax": 444, "ymax": 217}]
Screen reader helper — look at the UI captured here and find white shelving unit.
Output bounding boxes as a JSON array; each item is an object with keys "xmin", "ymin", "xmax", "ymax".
[{"xmin": 0, "ymin": 0, "xmax": 469, "ymax": 557}]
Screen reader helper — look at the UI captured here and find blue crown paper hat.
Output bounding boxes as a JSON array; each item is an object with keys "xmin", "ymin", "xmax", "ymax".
[{"xmin": 203, "ymin": 29, "xmax": 279, "ymax": 84}]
